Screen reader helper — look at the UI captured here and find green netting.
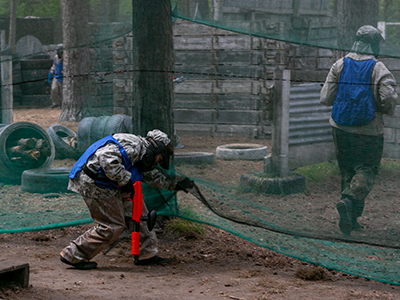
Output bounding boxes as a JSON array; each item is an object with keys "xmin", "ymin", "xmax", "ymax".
[
  {"xmin": 0, "ymin": 0, "xmax": 400, "ymax": 286},
  {"xmin": 172, "ymin": 0, "xmax": 400, "ymax": 58}
]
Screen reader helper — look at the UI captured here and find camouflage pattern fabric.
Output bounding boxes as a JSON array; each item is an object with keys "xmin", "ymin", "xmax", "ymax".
[
  {"xmin": 61, "ymin": 133, "xmax": 176, "ymax": 264},
  {"xmin": 50, "ymin": 79, "xmax": 62, "ymax": 106},
  {"xmin": 60, "ymin": 193, "xmax": 158, "ymax": 263},
  {"xmin": 333, "ymin": 127, "xmax": 383, "ymax": 218}
]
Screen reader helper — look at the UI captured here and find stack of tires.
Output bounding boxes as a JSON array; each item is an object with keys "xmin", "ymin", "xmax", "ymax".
[
  {"xmin": 19, "ymin": 115, "xmax": 132, "ymax": 194},
  {"xmin": 19, "ymin": 55, "xmax": 53, "ymax": 107},
  {"xmin": 77, "ymin": 114, "xmax": 131, "ymax": 154}
]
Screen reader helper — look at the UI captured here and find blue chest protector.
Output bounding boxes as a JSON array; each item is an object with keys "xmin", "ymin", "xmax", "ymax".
[
  {"xmin": 331, "ymin": 57, "xmax": 377, "ymax": 126},
  {"xmin": 69, "ymin": 135, "xmax": 143, "ymax": 189},
  {"xmin": 54, "ymin": 60, "xmax": 63, "ymax": 82}
]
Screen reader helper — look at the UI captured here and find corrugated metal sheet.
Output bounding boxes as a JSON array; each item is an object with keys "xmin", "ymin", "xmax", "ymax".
[{"xmin": 289, "ymin": 83, "xmax": 332, "ymax": 146}]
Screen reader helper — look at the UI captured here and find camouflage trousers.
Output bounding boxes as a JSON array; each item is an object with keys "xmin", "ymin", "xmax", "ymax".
[
  {"xmin": 51, "ymin": 79, "xmax": 63, "ymax": 106},
  {"xmin": 332, "ymin": 127, "xmax": 383, "ymax": 218},
  {"xmin": 60, "ymin": 192, "xmax": 158, "ymax": 264}
]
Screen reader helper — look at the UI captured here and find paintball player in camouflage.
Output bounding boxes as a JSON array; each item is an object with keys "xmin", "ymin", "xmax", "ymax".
[
  {"xmin": 49, "ymin": 49, "xmax": 63, "ymax": 108},
  {"xmin": 60, "ymin": 129, "xmax": 193, "ymax": 270},
  {"xmin": 320, "ymin": 25, "xmax": 398, "ymax": 236}
]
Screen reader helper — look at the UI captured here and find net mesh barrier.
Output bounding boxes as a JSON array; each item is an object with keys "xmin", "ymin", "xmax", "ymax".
[{"xmin": 0, "ymin": 0, "xmax": 400, "ymax": 285}]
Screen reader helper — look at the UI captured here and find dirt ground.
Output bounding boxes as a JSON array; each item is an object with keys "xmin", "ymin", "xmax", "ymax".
[{"xmin": 0, "ymin": 107, "xmax": 399, "ymax": 300}]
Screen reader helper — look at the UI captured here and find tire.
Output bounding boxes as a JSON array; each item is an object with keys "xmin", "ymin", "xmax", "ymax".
[
  {"xmin": 216, "ymin": 144, "xmax": 268, "ymax": 161},
  {"xmin": 0, "ymin": 122, "xmax": 55, "ymax": 183},
  {"xmin": 21, "ymin": 167, "xmax": 72, "ymax": 194},
  {"xmin": 77, "ymin": 115, "xmax": 131, "ymax": 155},
  {"xmin": 77, "ymin": 117, "xmax": 96, "ymax": 154},
  {"xmin": 240, "ymin": 171, "xmax": 306, "ymax": 195},
  {"xmin": 47, "ymin": 124, "xmax": 79, "ymax": 160},
  {"xmin": 90, "ymin": 116, "xmax": 109, "ymax": 143},
  {"xmin": 175, "ymin": 152, "xmax": 215, "ymax": 165},
  {"xmin": 123, "ymin": 116, "xmax": 133, "ymax": 133},
  {"xmin": 103, "ymin": 114, "xmax": 130, "ymax": 136}
]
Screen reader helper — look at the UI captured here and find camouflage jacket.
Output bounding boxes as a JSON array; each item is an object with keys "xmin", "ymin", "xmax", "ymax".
[{"xmin": 68, "ymin": 133, "xmax": 177, "ymax": 199}]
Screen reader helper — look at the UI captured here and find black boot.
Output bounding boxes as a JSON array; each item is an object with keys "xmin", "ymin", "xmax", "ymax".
[
  {"xmin": 134, "ymin": 256, "xmax": 171, "ymax": 266},
  {"xmin": 336, "ymin": 198, "xmax": 353, "ymax": 236},
  {"xmin": 351, "ymin": 200, "xmax": 364, "ymax": 232},
  {"xmin": 352, "ymin": 218, "xmax": 363, "ymax": 231},
  {"xmin": 60, "ymin": 256, "xmax": 97, "ymax": 270}
]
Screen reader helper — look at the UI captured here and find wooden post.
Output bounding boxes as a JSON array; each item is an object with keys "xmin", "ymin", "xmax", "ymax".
[
  {"xmin": 1, "ymin": 30, "xmax": 13, "ymax": 125},
  {"xmin": 264, "ymin": 69, "xmax": 290, "ymax": 177},
  {"xmin": 211, "ymin": 0, "xmax": 224, "ymax": 21}
]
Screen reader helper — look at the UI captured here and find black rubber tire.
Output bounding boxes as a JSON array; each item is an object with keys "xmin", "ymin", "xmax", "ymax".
[
  {"xmin": 0, "ymin": 122, "xmax": 55, "ymax": 183},
  {"xmin": 77, "ymin": 117, "xmax": 96, "ymax": 154},
  {"xmin": 175, "ymin": 152, "xmax": 215, "ymax": 165},
  {"xmin": 47, "ymin": 124, "xmax": 80, "ymax": 160},
  {"xmin": 90, "ymin": 116, "xmax": 109, "ymax": 144},
  {"xmin": 103, "ymin": 114, "xmax": 130, "ymax": 136},
  {"xmin": 240, "ymin": 171, "xmax": 306, "ymax": 195},
  {"xmin": 77, "ymin": 115, "xmax": 131, "ymax": 154},
  {"xmin": 123, "ymin": 116, "xmax": 133, "ymax": 133},
  {"xmin": 21, "ymin": 167, "xmax": 72, "ymax": 194}
]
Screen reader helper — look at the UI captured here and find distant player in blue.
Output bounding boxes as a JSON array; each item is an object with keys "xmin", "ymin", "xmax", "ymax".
[
  {"xmin": 320, "ymin": 25, "xmax": 398, "ymax": 236},
  {"xmin": 49, "ymin": 49, "xmax": 63, "ymax": 108}
]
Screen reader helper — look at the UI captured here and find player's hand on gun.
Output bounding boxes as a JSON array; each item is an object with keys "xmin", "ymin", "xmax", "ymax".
[
  {"xmin": 174, "ymin": 177, "xmax": 194, "ymax": 193},
  {"xmin": 120, "ymin": 179, "xmax": 135, "ymax": 197}
]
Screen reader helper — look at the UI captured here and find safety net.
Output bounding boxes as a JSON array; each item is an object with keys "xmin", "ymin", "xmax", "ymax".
[{"xmin": 1, "ymin": 0, "xmax": 400, "ymax": 286}]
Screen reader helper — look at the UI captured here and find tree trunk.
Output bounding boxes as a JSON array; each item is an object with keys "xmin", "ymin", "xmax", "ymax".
[
  {"xmin": 59, "ymin": 0, "xmax": 91, "ymax": 122},
  {"xmin": 131, "ymin": 0, "xmax": 174, "ymax": 138},
  {"xmin": 102, "ymin": 0, "xmax": 120, "ymax": 22},
  {"xmin": 8, "ymin": 0, "xmax": 17, "ymax": 53},
  {"xmin": 336, "ymin": 0, "xmax": 379, "ymax": 51}
]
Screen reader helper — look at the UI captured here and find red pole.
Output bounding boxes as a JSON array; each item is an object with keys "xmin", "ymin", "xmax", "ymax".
[{"xmin": 131, "ymin": 181, "xmax": 143, "ymax": 260}]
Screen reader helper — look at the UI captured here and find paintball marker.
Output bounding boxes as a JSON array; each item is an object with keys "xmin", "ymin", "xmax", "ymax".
[
  {"xmin": 173, "ymin": 76, "xmax": 187, "ymax": 84},
  {"xmin": 46, "ymin": 71, "xmax": 52, "ymax": 94},
  {"xmin": 129, "ymin": 182, "xmax": 157, "ymax": 263},
  {"xmin": 130, "ymin": 181, "xmax": 143, "ymax": 263}
]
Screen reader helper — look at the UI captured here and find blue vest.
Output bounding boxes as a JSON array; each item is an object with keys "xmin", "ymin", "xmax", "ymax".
[
  {"xmin": 54, "ymin": 60, "xmax": 63, "ymax": 82},
  {"xmin": 69, "ymin": 135, "xmax": 143, "ymax": 189},
  {"xmin": 331, "ymin": 57, "xmax": 377, "ymax": 126}
]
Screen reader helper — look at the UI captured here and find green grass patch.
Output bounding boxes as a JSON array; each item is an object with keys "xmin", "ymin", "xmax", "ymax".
[
  {"xmin": 295, "ymin": 161, "xmax": 340, "ymax": 182},
  {"xmin": 165, "ymin": 217, "xmax": 206, "ymax": 238},
  {"xmin": 381, "ymin": 158, "xmax": 400, "ymax": 171},
  {"xmin": 165, "ymin": 206, "xmax": 205, "ymax": 238}
]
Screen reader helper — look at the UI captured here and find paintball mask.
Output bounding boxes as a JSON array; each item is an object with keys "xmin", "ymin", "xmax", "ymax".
[{"xmin": 138, "ymin": 137, "xmax": 171, "ymax": 172}]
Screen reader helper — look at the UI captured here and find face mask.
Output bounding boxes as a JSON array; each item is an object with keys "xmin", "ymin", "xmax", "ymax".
[
  {"xmin": 136, "ymin": 137, "xmax": 170, "ymax": 172},
  {"xmin": 136, "ymin": 158, "xmax": 158, "ymax": 173}
]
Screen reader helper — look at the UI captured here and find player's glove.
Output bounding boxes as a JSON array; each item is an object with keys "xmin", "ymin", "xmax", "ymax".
[
  {"xmin": 119, "ymin": 179, "xmax": 135, "ymax": 195},
  {"xmin": 174, "ymin": 177, "xmax": 194, "ymax": 192}
]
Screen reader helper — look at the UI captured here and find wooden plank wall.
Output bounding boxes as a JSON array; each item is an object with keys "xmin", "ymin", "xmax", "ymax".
[{"xmin": 172, "ymin": 20, "xmax": 287, "ymax": 138}]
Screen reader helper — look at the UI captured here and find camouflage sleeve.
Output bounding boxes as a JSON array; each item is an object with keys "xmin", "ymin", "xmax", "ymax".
[
  {"xmin": 89, "ymin": 143, "xmax": 131, "ymax": 186},
  {"xmin": 320, "ymin": 58, "xmax": 343, "ymax": 107},
  {"xmin": 141, "ymin": 168, "xmax": 177, "ymax": 191},
  {"xmin": 373, "ymin": 61, "xmax": 398, "ymax": 116}
]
